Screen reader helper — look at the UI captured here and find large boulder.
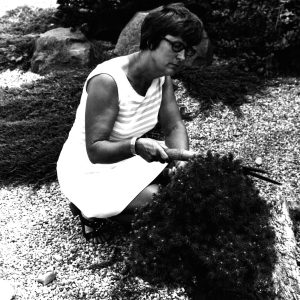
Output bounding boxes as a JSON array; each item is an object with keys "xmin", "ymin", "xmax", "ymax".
[
  {"xmin": 31, "ymin": 28, "xmax": 92, "ymax": 73},
  {"xmin": 114, "ymin": 11, "xmax": 147, "ymax": 56},
  {"xmin": 114, "ymin": 10, "xmax": 213, "ymax": 68}
]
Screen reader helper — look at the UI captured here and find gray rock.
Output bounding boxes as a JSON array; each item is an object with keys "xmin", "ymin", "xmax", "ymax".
[
  {"xmin": 53, "ymin": 254, "xmax": 63, "ymax": 262},
  {"xmin": 114, "ymin": 11, "xmax": 147, "ymax": 56},
  {"xmin": 31, "ymin": 28, "xmax": 91, "ymax": 74},
  {"xmin": 37, "ymin": 271, "xmax": 57, "ymax": 285},
  {"xmin": 114, "ymin": 9, "xmax": 213, "ymax": 68}
]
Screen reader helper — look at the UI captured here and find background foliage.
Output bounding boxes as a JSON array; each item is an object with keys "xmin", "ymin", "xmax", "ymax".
[
  {"xmin": 0, "ymin": 6, "xmax": 61, "ymax": 71},
  {"xmin": 0, "ymin": 6, "xmax": 59, "ymax": 35},
  {"xmin": 56, "ymin": 0, "xmax": 300, "ymax": 74}
]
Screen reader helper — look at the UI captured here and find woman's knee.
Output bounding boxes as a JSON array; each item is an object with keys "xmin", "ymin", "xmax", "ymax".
[{"xmin": 126, "ymin": 184, "xmax": 159, "ymax": 211}]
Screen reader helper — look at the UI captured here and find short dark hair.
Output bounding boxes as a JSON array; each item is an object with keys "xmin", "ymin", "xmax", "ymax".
[{"xmin": 140, "ymin": 3, "xmax": 204, "ymax": 50}]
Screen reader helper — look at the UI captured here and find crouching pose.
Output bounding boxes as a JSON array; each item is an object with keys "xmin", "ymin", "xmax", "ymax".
[{"xmin": 57, "ymin": 3, "xmax": 204, "ymax": 243}]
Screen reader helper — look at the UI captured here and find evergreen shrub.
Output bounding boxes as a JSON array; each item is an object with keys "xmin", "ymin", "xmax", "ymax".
[
  {"xmin": 56, "ymin": 0, "xmax": 300, "ymax": 74},
  {"xmin": 1, "ymin": 6, "xmax": 59, "ymax": 35},
  {"xmin": 191, "ymin": 0, "xmax": 300, "ymax": 74},
  {"xmin": 55, "ymin": 0, "xmax": 158, "ymax": 41},
  {"xmin": 129, "ymin": 151, "xmax": 276, "ymax": 299}
]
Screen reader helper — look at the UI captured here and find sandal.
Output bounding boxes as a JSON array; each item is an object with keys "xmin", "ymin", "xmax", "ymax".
[{"xmin": 69, "ymin": 202, "xmax": 112, "ymax": 243}]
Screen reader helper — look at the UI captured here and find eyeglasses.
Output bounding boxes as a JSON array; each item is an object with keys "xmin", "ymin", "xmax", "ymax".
[{"xmin": 162, "ymin": 37, "xmax": 196, "ymax": 58}]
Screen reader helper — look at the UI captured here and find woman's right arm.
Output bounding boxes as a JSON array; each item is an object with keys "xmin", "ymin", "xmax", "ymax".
[
  {"xmin": 85, "ymin": 74, "xmax": 134, "ymax": 164},
  {"xmin": 85, "ymin": 74, "xmax": 169, "ymax": 164}
]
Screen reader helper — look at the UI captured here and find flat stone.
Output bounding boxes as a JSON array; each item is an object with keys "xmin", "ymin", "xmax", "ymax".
[{"xmin": 37, "ymin": 271, "xmax": 57, "ymax": 285}]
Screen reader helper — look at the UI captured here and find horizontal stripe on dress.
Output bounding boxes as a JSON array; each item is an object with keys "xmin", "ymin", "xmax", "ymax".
[
  {"xmin": 113, "ymin": 114, "xmax": 158, "ymax": 133},
  {"xmin": 110, "ymin": 121, "xmax": 157, "ymax": 140},
  {"xmin": 117, "ymin": 100, "xmax": 160, "ymax": 121},
  {"xmin": 119, "ymin": 89, "xmax": 160, "ymax": 107},
  {"xmin": 107, "ymin": 68, "xmax": 163, "ymax": 142}
]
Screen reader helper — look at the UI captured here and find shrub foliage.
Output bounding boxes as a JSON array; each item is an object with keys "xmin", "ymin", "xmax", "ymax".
[
  {"xmin": 0, "ymin": 6, "xmax": 59, "ymax": 35},
  {"xmin": 195, "ymin": 0, "xmax": 300, "ymax": 74},
  {"xmin": 129, "ymin": 152, "xmax": 276, "ymax": 299},
  {"xmin": 56, "ymin": 0, "xmax": 300, "ymax": 73}
]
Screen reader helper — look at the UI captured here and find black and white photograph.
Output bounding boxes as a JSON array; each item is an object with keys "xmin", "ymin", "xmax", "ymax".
[{"xmin": 0, "ymin": 1, "xmax": 299, "ymax": 299}]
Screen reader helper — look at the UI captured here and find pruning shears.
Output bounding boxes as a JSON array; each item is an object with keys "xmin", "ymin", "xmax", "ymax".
[{"xmin": 165, "ymin": 148, "xmax": 282, "ymax": 185}]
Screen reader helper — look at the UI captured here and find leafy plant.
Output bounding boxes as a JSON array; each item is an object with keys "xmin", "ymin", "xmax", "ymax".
[
  {"xmin": 0, "ymin": 6, "xmax": 60, "ymax": 35},
  {"xmin": 188, "ymin": 0, "xmax": 300, "ymax": 74},
  {"xmin": 0, "ymin": 6, "xmax": 63, "ymax": 71},
  {"xmin": 55, "ymin": 0, "xmax": 174, "ymax": 40},
  {"xmin": 129, "ymin": 151, "xmax": 276, "ymax": 299},
  {"xmin": 56, "ymin": 0, "xmax": 300, "ymax": 74}
]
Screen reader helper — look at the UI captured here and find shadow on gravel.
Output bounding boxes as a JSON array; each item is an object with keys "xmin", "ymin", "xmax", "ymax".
[
  {"xmin": 0, "ymin": 68, "xmax": 88, "ymax": 187},
  {"xmin": 175, "ymin": 61, "xmax": 267, "ymax": 118},
  {"xmin": 0, "ymin": 61, "xmax": 286, "ymax": 187}
]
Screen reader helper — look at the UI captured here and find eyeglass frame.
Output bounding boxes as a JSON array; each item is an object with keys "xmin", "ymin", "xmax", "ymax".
[{"xmin": 162, "ymin": 37, "xmax": 196, "ymax": 58}]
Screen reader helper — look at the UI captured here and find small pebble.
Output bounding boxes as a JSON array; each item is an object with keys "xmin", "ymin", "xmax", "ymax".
[
  {"xmin": 255, "ymin": 157, "xmax": 262, "ymax": 165},
  {"xmin": 53, "ymin": 254, "xmax": 63, "ymax": 262},
  {"xmin": 37, "ymin": 271, "xmax": 57, "ymax": 285}
]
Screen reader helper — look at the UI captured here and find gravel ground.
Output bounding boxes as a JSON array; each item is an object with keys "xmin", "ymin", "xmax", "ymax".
[
  {"xmin": 0, "ymin": 182, "xmax": 190, "ymax": 299},
  {"xmin": 0, "ymin": 69, "xmax": 44, "ymax": 89},
  {"xmin": 0, "ymin": 3, "xmax": 299, "ymax": 295},
  {"xmin": 0, "ymin": 68, "xmax": 299, "ymax": 299}
]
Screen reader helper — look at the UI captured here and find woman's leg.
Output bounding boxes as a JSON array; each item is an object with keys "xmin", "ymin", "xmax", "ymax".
[
  {"xmin": 110, "ymin": 183, "xmax": 160, "ymax": 224},
  {"xmin": 82, "ymin": 184, "xmax": 160, "ymax": 242},
  {"xmin": 126, "ymin": 183, "xmax": 160, "ymax": 210}
]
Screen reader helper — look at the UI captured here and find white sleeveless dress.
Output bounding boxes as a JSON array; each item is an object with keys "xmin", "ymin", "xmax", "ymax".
[{"xmin": 57, "ymin": 56, "xmax": 167, "ymax": 218}]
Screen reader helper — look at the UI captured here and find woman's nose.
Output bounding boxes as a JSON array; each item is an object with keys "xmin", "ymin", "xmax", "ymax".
[{"xmin": 176, "ymin": 49, "xmax": 186, "ymax": 61}]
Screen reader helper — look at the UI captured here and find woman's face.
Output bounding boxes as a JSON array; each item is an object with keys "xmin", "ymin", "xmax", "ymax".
[{"xmin": 151, "ymin": 35, "xmax": 197, "ymax": 75}]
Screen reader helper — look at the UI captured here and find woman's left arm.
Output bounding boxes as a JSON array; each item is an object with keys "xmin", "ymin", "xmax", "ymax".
[{"xmin": 158, "ymin": 75, "xmax": 189, "ymax": 150}]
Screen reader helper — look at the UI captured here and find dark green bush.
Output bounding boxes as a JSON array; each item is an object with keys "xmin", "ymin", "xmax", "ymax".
[
  {"xmin": 129, "ymin": 151, "xmax": 276, "ymax": 299},
  {"xmin": 0, "ymin": 6, "xmax": 60, "ymax": 35},
  {"xmin": 0, "ymin": 6, "xmax": 63, "ymax": 71},
  {"xmin": 191, "ymin": 0, "xmax": 300, "ymax": 74},
  {"xmin": 55, "ymin": 0, "xmax": 174, "ymax": 40},
  {"xmin": 56, "ymin": 0, "xmax": 300, "ymax": 74}
]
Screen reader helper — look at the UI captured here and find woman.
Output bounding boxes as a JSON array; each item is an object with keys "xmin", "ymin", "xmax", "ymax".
[{"xmin": 57, "ymin": 3, "xmax": 204, "ymax": 242}]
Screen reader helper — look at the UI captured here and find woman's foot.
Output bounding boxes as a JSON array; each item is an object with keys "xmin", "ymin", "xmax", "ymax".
[
  {"xmin": 69, "ymin": 202, "xmax": 112, "ymax": 244},
  {"xmin": 81, "ymin": 215, "xmax": 113, "ymax": 243}
]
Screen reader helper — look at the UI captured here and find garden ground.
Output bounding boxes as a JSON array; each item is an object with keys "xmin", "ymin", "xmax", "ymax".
[{"xmin": 0, "ymin": 4, "xmax": 299, "ymax": 300}]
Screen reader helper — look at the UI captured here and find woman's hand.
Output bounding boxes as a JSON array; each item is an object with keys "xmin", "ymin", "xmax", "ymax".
[{"xmin": 135, "ymin": 138, "xmax": 169, "ymax": 163}]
